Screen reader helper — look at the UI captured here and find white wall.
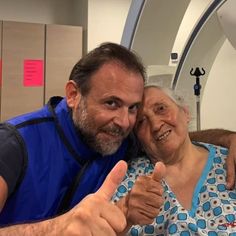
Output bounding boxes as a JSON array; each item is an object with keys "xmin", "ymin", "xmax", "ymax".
[
  {"xmin": 0, "ymin": 0, "xmax": 131, "ymax": 53},
  {"xmin": 87, "ymin": 0, "xmax": 131, "ymax": 52},
  {"xmin": 0, "ymin": 0, "xmax": 75, "ymax": 25},
  {"xmin": 201, "ymin": 40, "xmax": 236, "ymax": 131},
  {"xmin": 200, "ymin": 1, "xmax": 236, "ymax": 131}
]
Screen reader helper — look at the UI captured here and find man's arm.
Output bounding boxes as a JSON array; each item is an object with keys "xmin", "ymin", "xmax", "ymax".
[
  {"xmin": 190, "ymin": 128, "xmax": 236, "ymax": 189},
  {"xmin": 0, "ymin": 177, "xmax": 7, "ymax": 212},
  {"xmin": 189, "ymin": 128, "xmax": 236, "ymax": 147},
  {"xmin": 0, "ymin": 161, "xmax": 127, "ymax": 236}
]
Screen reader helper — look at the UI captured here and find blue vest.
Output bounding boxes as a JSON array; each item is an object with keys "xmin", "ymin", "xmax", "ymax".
[{"xmin": 0, "ymin": 97, "xmax": 128, "ymax": 226}]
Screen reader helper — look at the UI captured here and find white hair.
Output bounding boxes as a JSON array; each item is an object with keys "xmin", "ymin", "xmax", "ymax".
[
  {"xmin": 144, "ymin": 83, "xmax": 186, "ymax": 108},
  {"xmin": 144, "ymin": 82, "xmax": 198, "ymax": 131}
]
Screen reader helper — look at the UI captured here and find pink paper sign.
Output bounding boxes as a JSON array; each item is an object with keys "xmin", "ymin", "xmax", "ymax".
[{"xmin": 24, "ymin": 60, "xmax": 44, "ymax": 87}]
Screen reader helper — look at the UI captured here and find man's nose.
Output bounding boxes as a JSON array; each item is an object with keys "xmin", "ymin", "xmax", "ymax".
[{"xmin": 113, "ymin": 109, "xmax": 131, "ymax": 131}]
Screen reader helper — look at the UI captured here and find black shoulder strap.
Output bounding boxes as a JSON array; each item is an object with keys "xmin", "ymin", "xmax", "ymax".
[
  {"xmin": 15, "ymin": 117, "xmax": 54, "ymax": 129},
  {"xmin": 47, "ymin": 98, "xmax": 91, "ymax": 213},
  {"xmin": 5, "ymin": 100, "xmax": 89, "ymax": 213},
  {"xmin": 47, "ymin": 99, "xmax": 86, "ymax": 166},
  {"xmin": 0, "ymin": 123, "xmax": 29, "ymax": 195},
  {"xmin": 1, "ymin": 118, "xmax": 55, "ymax": 196},
  {"xmin": 56, "ymin": 160, "xmax": 91, "ymax": 214}
]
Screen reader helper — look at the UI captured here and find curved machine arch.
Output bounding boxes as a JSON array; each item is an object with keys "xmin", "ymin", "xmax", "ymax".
[{"xmin": 121, "ymin": 0, "xmax": 236, "ymax": 131}]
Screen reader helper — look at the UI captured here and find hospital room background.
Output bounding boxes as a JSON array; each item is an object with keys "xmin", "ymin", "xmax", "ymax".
[{"xmin": 0, "ymin": 0, "xmax": 235, "ymax": 132}]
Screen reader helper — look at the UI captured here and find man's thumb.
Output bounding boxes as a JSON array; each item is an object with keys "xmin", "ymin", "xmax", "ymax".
[
  {"xmin": 151, "ymin": 162, "xmax": 166, "ymax": 182},
  {"xmin": 95, "ymin": 160, "xmax": 127, "ymax": 201}
]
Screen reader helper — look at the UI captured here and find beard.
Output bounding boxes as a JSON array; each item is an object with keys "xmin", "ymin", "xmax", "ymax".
[{"xmin": 72, "ymin": 97, "xmax": 127, "ymax": 156}]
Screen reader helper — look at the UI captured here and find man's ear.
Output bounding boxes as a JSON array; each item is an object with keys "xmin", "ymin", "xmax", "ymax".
[{"xmin": 65, "ymin": 80, "xmax": 81, "ymax": 108}]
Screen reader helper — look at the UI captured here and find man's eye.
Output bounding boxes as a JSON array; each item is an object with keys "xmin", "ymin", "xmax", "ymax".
[
  {"xmin": 105, "ymin": 100, "xmax": 117, "ymax": 108},
  {"xmin": 129, "ymin": 104, "xmax": 139, "ymax": 113}
]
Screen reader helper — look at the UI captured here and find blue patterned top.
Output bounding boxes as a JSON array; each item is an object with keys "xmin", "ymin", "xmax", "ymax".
[{"xmin": 113, "ymin": 143, "xmax": 236, "ymax": 235}]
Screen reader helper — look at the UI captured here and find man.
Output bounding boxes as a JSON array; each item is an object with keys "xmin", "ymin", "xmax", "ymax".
[
  {"xmin": 0, "ymin": 42, "xmax": 235, "ymax": 235},
  {"xmin": 0, "ymin": 42, "xmax": 164, "ymax": 235}
]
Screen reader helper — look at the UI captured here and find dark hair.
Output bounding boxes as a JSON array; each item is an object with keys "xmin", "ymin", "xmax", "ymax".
[{"xmin": 69, "ymin": 42, "xmax": 146, "ymax": 96}]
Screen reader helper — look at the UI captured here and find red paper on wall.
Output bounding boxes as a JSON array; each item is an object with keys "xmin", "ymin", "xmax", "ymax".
[{"xmin": 24, "ymin": 60, "xmax": 44, "ymax": 87}]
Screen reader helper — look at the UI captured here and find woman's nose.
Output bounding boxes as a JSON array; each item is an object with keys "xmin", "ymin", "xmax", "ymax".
[{"xmin": 149, "ymin": 115, "xmax": 163, "ymax": 132}]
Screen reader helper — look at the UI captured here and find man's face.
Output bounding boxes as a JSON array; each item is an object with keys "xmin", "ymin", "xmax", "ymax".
[{"xmin": 67, "ymin": 62, "xmax": 144, "ymax": 156}]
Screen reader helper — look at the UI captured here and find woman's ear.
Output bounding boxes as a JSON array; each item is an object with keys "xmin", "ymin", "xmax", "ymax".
[
  {"xmin": 182, "ymin": 106, "xmax": 191, "ymax": 123},
  {"xmin": 65, "ymin": 80, "xmax": 81, "ymax": 108}
]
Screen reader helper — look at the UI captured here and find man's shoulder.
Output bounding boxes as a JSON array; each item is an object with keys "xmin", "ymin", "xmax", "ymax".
[{"xmin": 5, "ymin": 104, "xmax": 53, "ymax": 128}]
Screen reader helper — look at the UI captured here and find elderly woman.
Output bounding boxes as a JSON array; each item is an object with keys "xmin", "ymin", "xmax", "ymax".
[{"xmin": 114, "ymin": 84, "xmax": 236, "ymax": 235}]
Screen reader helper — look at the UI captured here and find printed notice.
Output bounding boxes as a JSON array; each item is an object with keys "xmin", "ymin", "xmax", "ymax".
[{"xmin": 24, "ymin": 60, "xmax": 44, "ymax": 87}]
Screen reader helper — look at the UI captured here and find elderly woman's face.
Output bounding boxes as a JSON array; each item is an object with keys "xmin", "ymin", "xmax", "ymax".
[{"xmin": 135, "ymin": 87, "xmax": 190, "ymax": 163}]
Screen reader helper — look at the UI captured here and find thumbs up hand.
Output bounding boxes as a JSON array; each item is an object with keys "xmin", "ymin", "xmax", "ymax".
[
  {"xmin": 151, "ymin": 161, "xmax": 166, "ymax": 183},
  {"xmin": 55, "ymin": 161, "xmax": 128, "ymax": 236},
  {"xmin": 96, "ymin": 160, "xmax": 128, "ymax": 201},
  {"xmin": 117, "ymin": 162, "xmax": 166, "ymax": 228}
]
